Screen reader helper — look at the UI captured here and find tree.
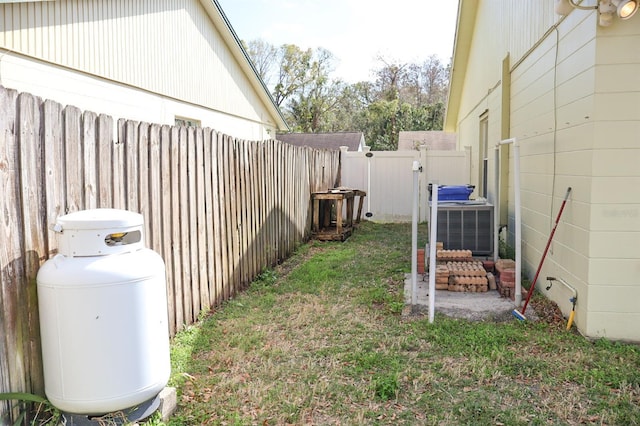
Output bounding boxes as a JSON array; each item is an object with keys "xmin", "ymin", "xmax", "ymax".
[
  {"xmin": 325, "ymin": 81, "xmax": 373, "ymax": 132},
  {"xmin": 241, "ymin": 38, "xmax": 450, "ymax": 145},
  {"xmin": 273, "ymin": 44, "xmax": 312, "ymax": 107},
  {"xmin": 372, "ymin": 57, "xmax": 408, "ymax": 102},
  {"xmin": 243, "ymin": 39, "xmax": 278, "ymax": 88},
  {"xmin": 286, "ymin": 48, "xmax": 341, "ymax": 132},
  {"xmin": 420, "ymin": 55, "xmax": 449, "ymax": 104}
]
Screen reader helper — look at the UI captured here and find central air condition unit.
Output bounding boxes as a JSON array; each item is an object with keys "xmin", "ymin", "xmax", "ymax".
[{"xmin": 435, "ymin": 203, "xmax": 494, "ymax": 256}]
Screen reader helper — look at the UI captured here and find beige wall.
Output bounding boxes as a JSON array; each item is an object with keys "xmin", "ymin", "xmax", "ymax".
[
  {"xmin": 587, "ymin": 15, "xmax": 640, "ymax": 339},
  {"xmin": 0, "ymin": 0, "xmax": 281, "ymax": 139},
  {"xmin": 510, "ymin": 11, "xmax": 596, "ymax": 338},
  {"xmin": 451, "ymin": 0, "xmax": 640, "ymax": 341}
]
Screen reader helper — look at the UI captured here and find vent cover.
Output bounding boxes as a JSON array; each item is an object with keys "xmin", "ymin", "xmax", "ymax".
[{"xmin": 435, "ymin": 204, "xmax": 494, "ymax": 256}]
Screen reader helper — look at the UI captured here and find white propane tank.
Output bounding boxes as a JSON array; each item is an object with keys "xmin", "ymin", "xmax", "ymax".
[{"xmin": 37, "ymin": 208, "xmax": 170, "ymax": 415}]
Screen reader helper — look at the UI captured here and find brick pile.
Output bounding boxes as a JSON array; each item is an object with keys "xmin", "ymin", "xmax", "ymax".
[
  {"xmin": 448, "ymin": 275, "xmax": 489, "ymax": 292},
  {"xmin": 417, "ymin": 249, "xmax": 426, "ymax": 274},
  {"xmin": 436, "ymin": 249, "xmax": 473, "ymax": 262},
  {"xmin": 426, "ymin": 243, "xmax": 519, "ymax": 295},
  {"xmin": 447, "ymin": 261, "xmax": 487, "ymax": 277},
  {"xmin": 495, "ymin": 259, "xmax": 516, "ymax": 299},
  {"xmin": 482, "ymin": 259, "xmax": 495, "ymax": 274},
  {"xmin": 447, "ymin": 260, "xmax": 489, "ymax": 292},
  {"xmin": 435, "ymin": 264, "xmax": 450, "ymax": 290}
]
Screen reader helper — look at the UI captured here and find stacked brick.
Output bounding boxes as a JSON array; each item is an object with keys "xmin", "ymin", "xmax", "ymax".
[
  {"xmin": 495, "ymin": 259, "xmax": 516, "ymax": 299},
  {"xmin": 435, "ymin": 249, "xmax": 473, "ymax": 262},
  {"xmin": 448, "ymin": 275, "xmax": 489, "ymax": 292},
  {"xmin": 425, "ymin": 242, "xmax": 519, "ymax": 295},
  {"xmin": 435, "ymin": 264, "xmax": 450, "ymax": 290},
  {"xmin": 447, "ymin": 260, "xmax": 488, "ymax": 292},
  {"xmin": 417, "ymin": 249, "xmax": 426, "ymax": 274},
  {"xmin": 447, "ymin": 261, "xmax": 487, "ymax": 277}
]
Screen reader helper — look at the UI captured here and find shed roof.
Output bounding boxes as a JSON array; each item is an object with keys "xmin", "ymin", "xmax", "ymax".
[{"xmin": 276, "ymin": 132, "xmax": 365, "ymax": 151}]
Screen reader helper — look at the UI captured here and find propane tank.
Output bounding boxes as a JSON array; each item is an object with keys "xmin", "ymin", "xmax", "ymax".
[{"xmin": 37, "ymin": 208, "xmax": 170, "ymax": 414}]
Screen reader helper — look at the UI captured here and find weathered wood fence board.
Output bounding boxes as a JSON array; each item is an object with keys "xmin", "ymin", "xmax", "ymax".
[
  {"xmin": 0, "ymin": 85, "xmax": 339, "ymax": 422},
  {"xmin": 17, "ymin": 91, "xmax": 46, "ymax": 402},
  {"xmin": 0, "ymin": 86, "xmax": 27, "ymax": 419}
]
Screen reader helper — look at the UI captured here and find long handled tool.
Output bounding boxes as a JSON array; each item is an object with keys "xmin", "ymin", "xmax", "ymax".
[{"xmin": 513, "ymin": 187, "xmax": 572, "ymax": 321}]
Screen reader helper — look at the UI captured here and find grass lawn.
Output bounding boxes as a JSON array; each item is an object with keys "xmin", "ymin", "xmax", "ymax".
[{"xmin": 163, "ymin": 222, "xmax": 640, "ymax": 425}]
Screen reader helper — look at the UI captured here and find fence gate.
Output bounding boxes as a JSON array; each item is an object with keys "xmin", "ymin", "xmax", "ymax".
[{"xmin": 340, "ymin": 147, "xmax": 470, "ymax": 222}]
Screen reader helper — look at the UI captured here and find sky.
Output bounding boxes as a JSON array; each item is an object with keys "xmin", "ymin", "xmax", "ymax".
[{"xmin": 216, "ymin": 0, "xmax": 459, "ymax": 84}]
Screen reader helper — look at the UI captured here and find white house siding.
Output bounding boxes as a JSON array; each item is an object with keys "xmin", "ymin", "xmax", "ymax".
[
  {"xmin": 455, "ymin": 1, "xmax": 557, "ymax": 118},
  {"xmin": 454, "ymin": 1, "xmax": 558, "ymax": 204},
  {"xmin": 451, "ymin": 0, "xmax": 640, "ymax": 341},
  {"xmin": 0, "ymin": 0, "xmax": 280, "ymax": 139}
]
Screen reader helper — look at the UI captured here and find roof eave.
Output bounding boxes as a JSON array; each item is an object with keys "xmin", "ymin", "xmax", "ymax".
[
  {"xmin": 444, "ymin": 0, "xmax": 478, "ymax": 132},
  {"xmin": 201, "ymin": 0, "xmax": 289, "ymax": 132}
]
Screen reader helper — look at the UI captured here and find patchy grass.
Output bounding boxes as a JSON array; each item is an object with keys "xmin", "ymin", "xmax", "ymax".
[{"xmin": 165, "ymin": 221, "xmax": 640, "ymax": 425}]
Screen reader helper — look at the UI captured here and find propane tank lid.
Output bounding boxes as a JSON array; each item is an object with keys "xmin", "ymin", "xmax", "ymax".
[
  {"xmin": 55, "ymin": 209, "xmax": 145, "ymax": 257},
  {"xmin": 56, "ymin": 208, "xmax": 143, "ymax": 231}
]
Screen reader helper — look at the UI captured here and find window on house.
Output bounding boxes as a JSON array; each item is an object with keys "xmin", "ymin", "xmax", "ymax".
[
  {"xmin": 175, "ymin": 116, "xmax": 201, "ymax": 128},
  {"xmin": 479, "ymin": 113, "xmax": 489, "ymax": 198}
]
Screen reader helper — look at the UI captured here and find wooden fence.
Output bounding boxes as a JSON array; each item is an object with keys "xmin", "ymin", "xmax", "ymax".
[{"xmin": 0, "ymin": 85, "xmax": 340, "ymax": 418}]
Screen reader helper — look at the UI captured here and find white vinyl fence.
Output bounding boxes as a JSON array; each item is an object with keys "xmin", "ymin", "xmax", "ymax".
[{"xmin": 340, "ymin": 147, "xmax": 471, "ymax": 222}]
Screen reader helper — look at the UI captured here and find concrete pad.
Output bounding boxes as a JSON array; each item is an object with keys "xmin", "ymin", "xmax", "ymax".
[{"xmin": 404, "ymin": 273, "xmax": 538, "ymax": 321}]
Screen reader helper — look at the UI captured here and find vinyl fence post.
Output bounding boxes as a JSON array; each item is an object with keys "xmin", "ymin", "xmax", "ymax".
[{"xmin": 428, "ymin": 180, "xmax": 439, "ymax": 323}]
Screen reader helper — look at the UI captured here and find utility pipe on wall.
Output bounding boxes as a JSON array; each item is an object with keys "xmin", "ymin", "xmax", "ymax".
[
  {"xmin": 545, "ymin": 276, "xmax": 578, "ymax": 330},
  {"xmin": 496, "ymin": 138, "xmax": 522, "ymax": 307},
  {"xmin": 494, "ymin": 147, "xmax": 500, "ymax": 262}
]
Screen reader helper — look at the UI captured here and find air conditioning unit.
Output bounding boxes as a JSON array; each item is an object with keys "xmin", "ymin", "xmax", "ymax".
[{"xmin": 435, "ymin": 203, "xmax": 494, "ymax": 256}]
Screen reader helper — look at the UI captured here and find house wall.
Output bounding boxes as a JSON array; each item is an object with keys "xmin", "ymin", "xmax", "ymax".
[
  {"xmin": 510, "ymin": 10, "xmax": 596, "ymax": 337},
  {"xmin": 0, "ymin": 0, "xmax": 279, "ymax": 140},
  {"xmin": 452, "ymin": 0, "xmax": 640, "ymax": 341},
  {"xmin": 587, "ymin": 18, "xmax": 640, "ymax": 339}
]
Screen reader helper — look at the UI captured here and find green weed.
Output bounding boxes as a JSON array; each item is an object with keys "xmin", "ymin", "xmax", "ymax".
[{"xmin": 0, "ymin": 392, "xmax": 61, "ymax": 426}]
